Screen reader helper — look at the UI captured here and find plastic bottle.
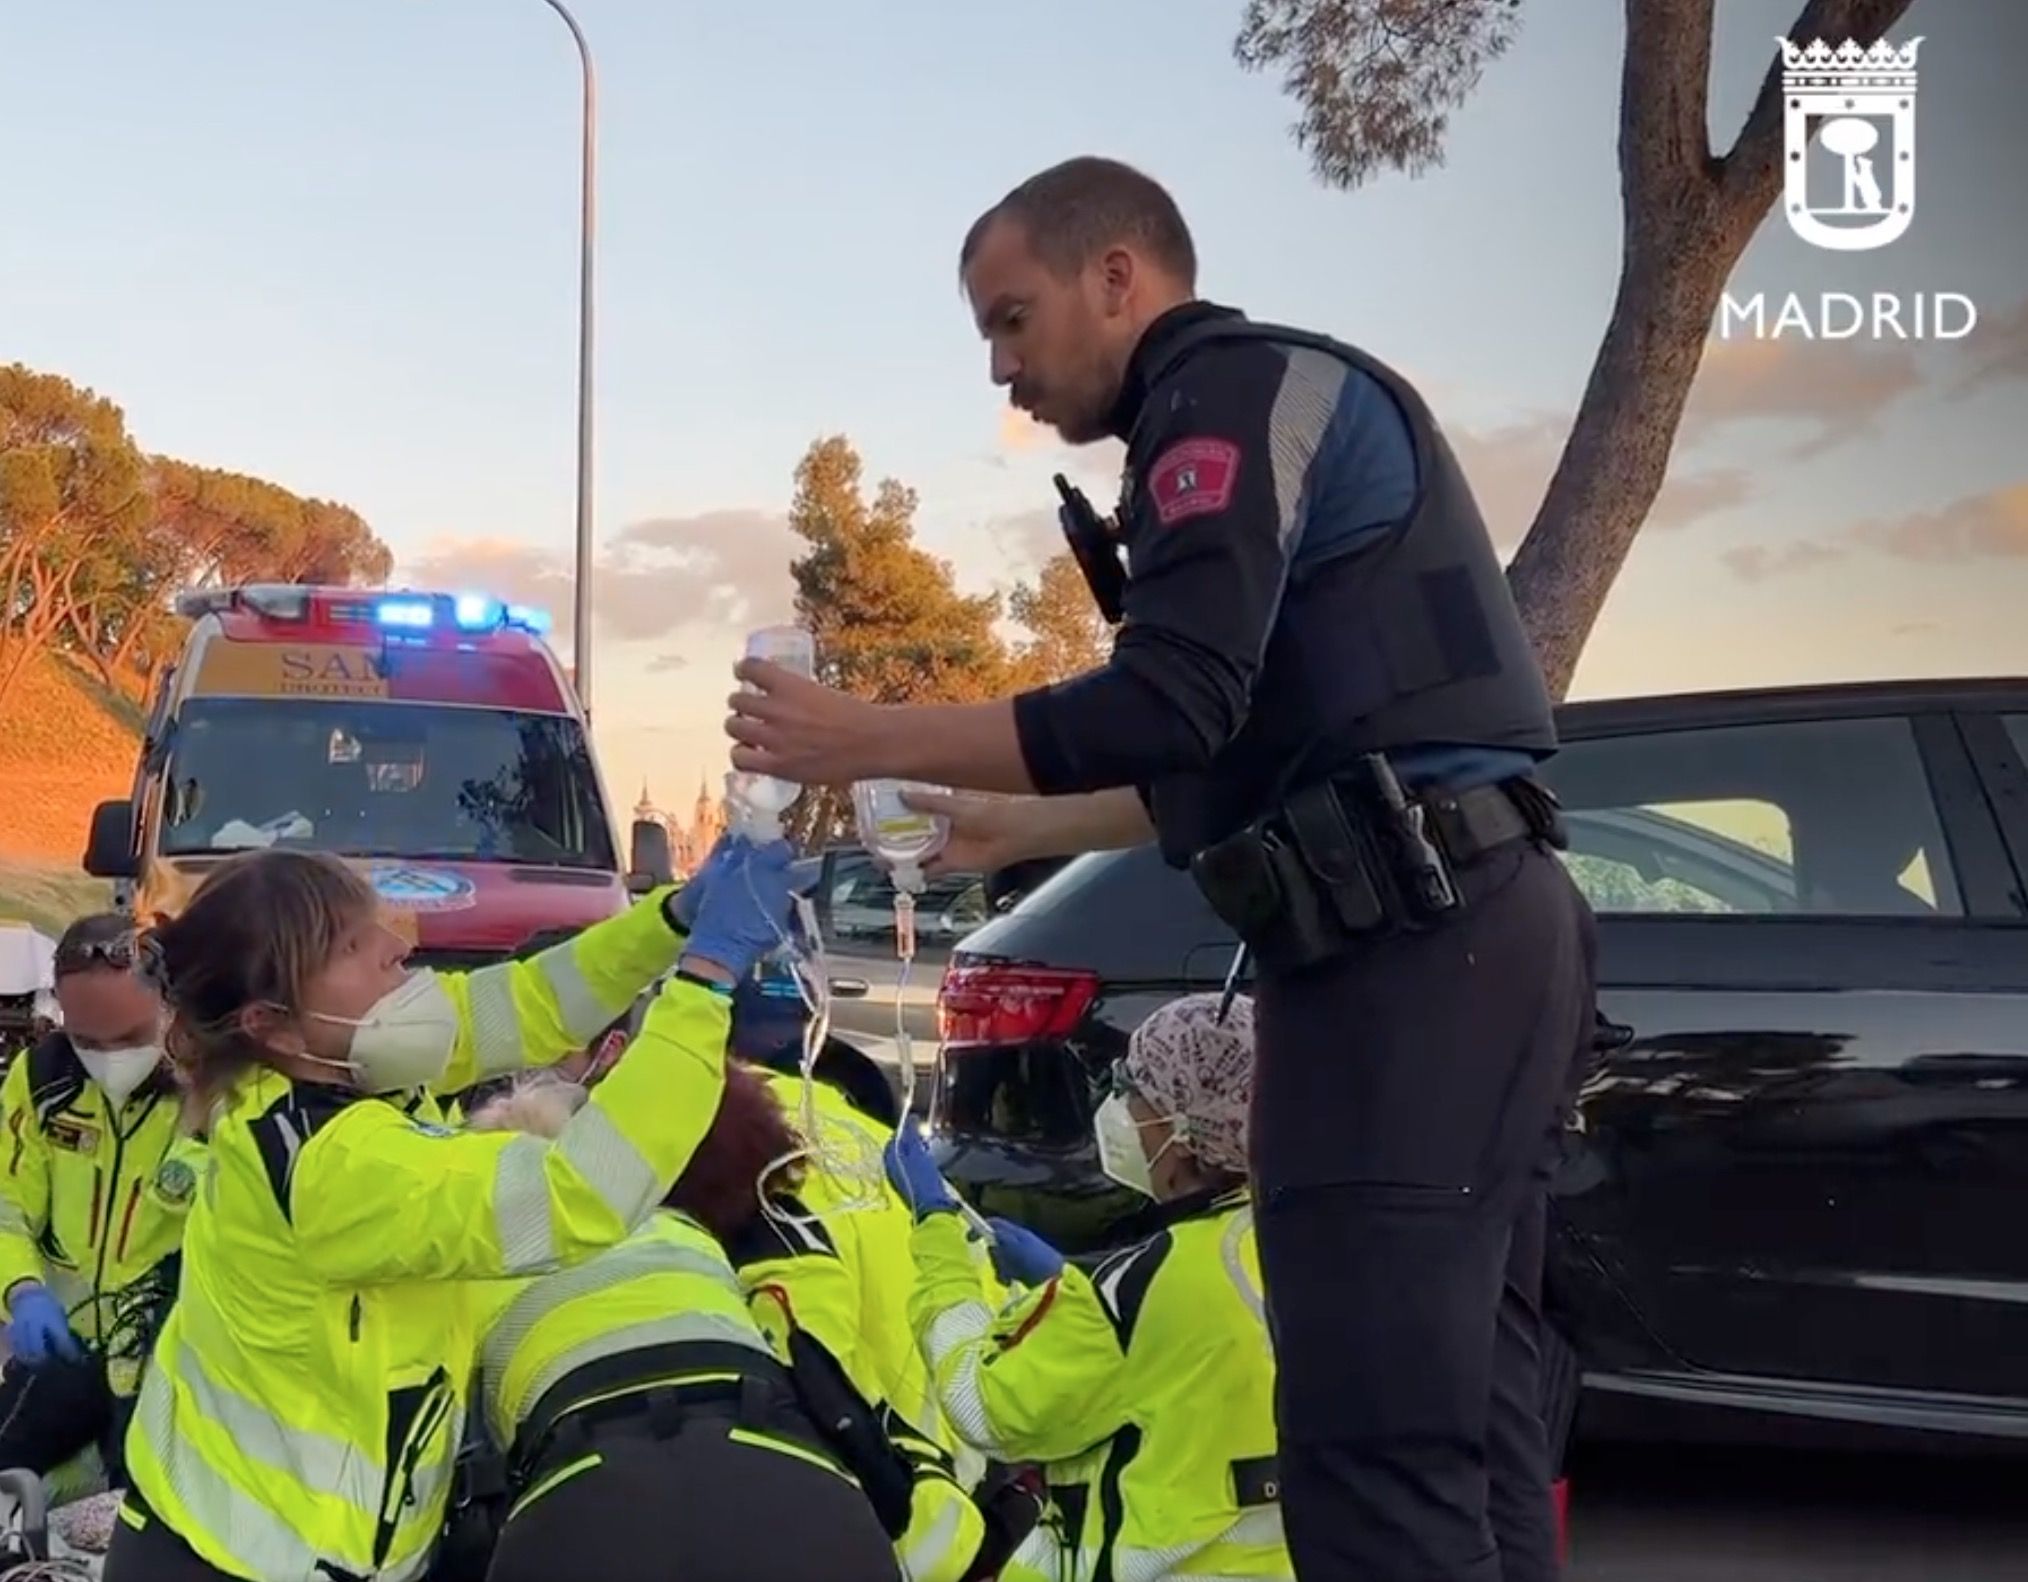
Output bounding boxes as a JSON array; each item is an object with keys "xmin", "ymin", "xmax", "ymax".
[{"xmin": 726, "ymin": 625, "xmax": 818, "ymax": 841}]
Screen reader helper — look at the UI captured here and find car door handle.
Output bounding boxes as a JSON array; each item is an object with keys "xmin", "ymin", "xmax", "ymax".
[{"xmin": 829, "ymin": 977, "xmax": 871, "ymax": 1000}]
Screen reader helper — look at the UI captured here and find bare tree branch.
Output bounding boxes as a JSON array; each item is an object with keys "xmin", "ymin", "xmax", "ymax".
[
  {"xmin": 1721, "ymin": 0, "xmax": 1921, "ymax": 220},
  {"xmin": 1618, "ymin": 0, "xmax": 1721, "ymax": 244}
]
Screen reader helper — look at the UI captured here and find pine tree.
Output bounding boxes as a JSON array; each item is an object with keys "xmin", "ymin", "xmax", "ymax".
[
  {"xmin": 784, "ymin": 435, "xmax": 1013, "ymax": 848},
  {"xmin": 1008, "ymin": 550, "xmax": 1111, "ymax": 689}
]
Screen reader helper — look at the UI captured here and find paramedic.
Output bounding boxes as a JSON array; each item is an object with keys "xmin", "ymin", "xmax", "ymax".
[
  {"xmin": 886, "ymin": 994, "xmax": 1292, "ymax": 1582},
  {"xmin": 0, "ymin": 914, "xmax": 201, "ymax": 1489},
  {"xmin": 103, "ymin": 835, "xmax": 783, "ymax": 1582}
]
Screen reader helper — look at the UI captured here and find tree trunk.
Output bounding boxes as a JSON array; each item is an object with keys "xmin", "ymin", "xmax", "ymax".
[
  {"xmin": 1503, "ymin": 0, "xmax": 1919, "ymax": 699},
  {"xmin": 107, "ymin": 617, "xmax": 154, "ymax": 682},
  {"xmin": 0, "ymin": 551, "xmax": 78, "ymax": 709},
  {"xmin": 1504, "ymin": 237, "xmax": 1740, "ymax": 698}
]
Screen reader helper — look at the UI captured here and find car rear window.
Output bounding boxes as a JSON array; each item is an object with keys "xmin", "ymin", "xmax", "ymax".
[{"xmin": 1542, "ymin": 716, "xmax": 1961, "ymax": 917}]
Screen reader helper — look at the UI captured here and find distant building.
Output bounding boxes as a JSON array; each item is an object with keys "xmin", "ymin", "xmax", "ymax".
[{"xmin": 634, "ymin": 775, "xmax": 728, "ymax": 876}]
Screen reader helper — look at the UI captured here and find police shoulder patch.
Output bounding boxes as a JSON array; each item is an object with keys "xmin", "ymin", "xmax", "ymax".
[{"xmin": 1146, "ymin": 437, "xmax": 1241, "ymax": 527}]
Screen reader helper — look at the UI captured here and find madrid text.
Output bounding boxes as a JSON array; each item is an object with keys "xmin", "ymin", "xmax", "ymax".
[{"xmin": 1717, "ymin": 291, "xmax": 1978, "ymax": 341}]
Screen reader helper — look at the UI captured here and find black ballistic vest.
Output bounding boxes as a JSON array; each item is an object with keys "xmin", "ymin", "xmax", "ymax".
[{"xmin": 1133, "ymin": 321, "xmax": 1558, "ymax": 864}]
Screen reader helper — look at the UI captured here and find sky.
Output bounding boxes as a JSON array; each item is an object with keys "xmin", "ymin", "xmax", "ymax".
[{"xmin": 5, "ymin": 1, "xmax": 2024, "ymax": 819}]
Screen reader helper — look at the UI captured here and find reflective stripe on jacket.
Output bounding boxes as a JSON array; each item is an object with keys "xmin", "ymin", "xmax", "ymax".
[
  {"xmin": 481, "ymin": 1208, "xmax": 772, "ymax": 1448},
  {"xmin": 124, "ymin": 891, "xmax": 719, "ymax": 1582},
  {"xmin": 910, "ymin": 1192, "xmax": 1292, "ymax": 1582},
  {"xmin": 0, "ymin": 1039, "xmax": 198, "ymax": 1350},
  {"xmin": 735, "ymin": 1071, "xmax": 985, "ymax": 1582}
]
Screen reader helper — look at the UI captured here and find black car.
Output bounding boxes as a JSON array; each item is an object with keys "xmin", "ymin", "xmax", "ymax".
[{"xmin": 926, "ymin": 679, "xmax": 2028, "ymax": 1454}]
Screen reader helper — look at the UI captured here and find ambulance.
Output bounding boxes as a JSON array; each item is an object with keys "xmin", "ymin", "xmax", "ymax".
[{"xmin": 82, "ymin": 584, "xmax": 674, "ymax": 965}]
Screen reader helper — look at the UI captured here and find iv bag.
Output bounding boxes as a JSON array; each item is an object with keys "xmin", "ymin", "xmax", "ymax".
[{"xmin": 850, "ymin": 779, "xmax": 950, "ymax": 891}]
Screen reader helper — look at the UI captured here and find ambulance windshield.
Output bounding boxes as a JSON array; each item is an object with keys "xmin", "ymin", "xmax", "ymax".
[{"xmin": 156, "ymin": 698, "xmax": 617, "ymax": 869}]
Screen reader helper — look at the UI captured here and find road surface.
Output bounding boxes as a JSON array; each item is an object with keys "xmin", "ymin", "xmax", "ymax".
[{"xmin": 1567, "ymin": 1444, "xmax": 2026, "ymax": 1581}]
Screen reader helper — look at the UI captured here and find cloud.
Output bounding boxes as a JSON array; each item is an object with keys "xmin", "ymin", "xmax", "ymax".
[
  {"xmin": 1948, "ymin": 296, "xmax": 2028, "ymax": 399},
  {"xmin": 606, "ymin": 510, "xmax": 799, "ymax": 636},
  {"xmin": 1721, "ymin": 540, "xmax": 1851, "ymax": 582},
  {"xmin": 1449, "ymin": 415, "xmax": 1746, "ymax": 549},
  {"xmin": 1852, "ymin": 483, "xmax": 2028, "ymax": 562},
  {"xmin": 998, "ymin": 407, "xmax": 1047, "ymax": 452},
  {"xmin": 986, "ymin": 506, "xmax": 1065, "ymax": 576},
  {"xmin": 400, "ymin": 537, "xmax": 580, "ymax": 631},
  {"xmin": 1719, "ymin": 482, "xmax": 2028, "ymax": 582},
  {"xmin": 1682, "ymin": 338, "xmax": 1924, "ymax": 460},
  {"xmin": 400, "ymin": 509, "xmax": 798, "ymax": 649},
  {"xmin": 645, "ymin": 652, "xmax": 689, "ymax": 674}
]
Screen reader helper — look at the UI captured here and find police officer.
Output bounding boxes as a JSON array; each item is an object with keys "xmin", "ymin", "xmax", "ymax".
[
  {"xmin": 726, "ymin": 155, "xmax": 1596, "ymax": 1582},
  {"xmin": 0, "ymin": 914, "xmax": 201, "ymax": 1494}
]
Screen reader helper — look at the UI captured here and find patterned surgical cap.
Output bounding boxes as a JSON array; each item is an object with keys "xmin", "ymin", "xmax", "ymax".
[{"xmin": 1122, "ymin": 992, "xmax": 1257, "ymax": 1174}]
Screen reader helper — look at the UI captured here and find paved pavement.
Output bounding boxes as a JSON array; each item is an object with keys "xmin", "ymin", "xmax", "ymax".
[{"xmin": 1566, "ymin": 1445, "xmax": 2028, "ymax": 1581}]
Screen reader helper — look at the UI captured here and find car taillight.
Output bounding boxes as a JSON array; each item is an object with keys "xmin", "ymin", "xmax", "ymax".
[{"xmin": 939, "ymin": 962, "xmax": 1099, "ymax": 1046}]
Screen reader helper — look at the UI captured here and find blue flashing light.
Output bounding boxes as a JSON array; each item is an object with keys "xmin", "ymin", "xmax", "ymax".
[
  {"xmin": 505, "ymin": 604, "xmax": 553, "ymax": 635},
  {"xmin": 375, "ymin": 598, "xmax": 435, "ymax": 630},
  {"xmin": 454, "ymin": 593, "xmax": 503, "ymax": 631}
]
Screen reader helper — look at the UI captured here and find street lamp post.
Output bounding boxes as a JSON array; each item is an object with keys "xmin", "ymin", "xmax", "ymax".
[{"xmin": 539, "ymin": 0, "xmax": 597, "ymax": 720}]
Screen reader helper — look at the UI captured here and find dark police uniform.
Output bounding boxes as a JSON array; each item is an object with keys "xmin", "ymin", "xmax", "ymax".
[{"xmin": 1011, "ymin": 301, "xmax": 1598, "ymax": 1582}]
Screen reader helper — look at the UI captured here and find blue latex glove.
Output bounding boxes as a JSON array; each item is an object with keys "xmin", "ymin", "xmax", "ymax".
[
  {"xmin": 682, "ymin": 839, "xmax": 797, "ymax": 982},
  {"xmin": 986, "ymin": 1218, "xmax": 1065, "ymax": 1287},
  {"xmin": 883, "ymin": 1124, "xmax": 957, "ymax": 1221},
  {"xmin": 668, "ymin": 833, "xmax": 750, "ymax": 934},
  {"xmin": 5, "ymin": 1283, "xmax": 81, "ymax": 1366}
]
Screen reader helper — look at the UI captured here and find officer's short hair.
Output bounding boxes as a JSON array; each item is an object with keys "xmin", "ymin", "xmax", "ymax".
[{"xmin": 962, "ymin": 156, "xmax": 1197, "ymax": 288}]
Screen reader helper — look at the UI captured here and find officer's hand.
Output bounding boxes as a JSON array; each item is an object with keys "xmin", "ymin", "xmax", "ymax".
[
  {"xmin": 726, "ymin": 661, "xmax": 893, "ymax": 786},
  {"xmin": 986, "ymin": 1218, "xmax": 1065, "ymax": 1287},
  {"xmin": 5, "ymin": 1283, "xmax": 81, "ymax": 1367},
  {"xmin": 667, "ymin": 833, "xmax": 751, "ymax": 934},
  {"xmin": 899, "ymin": 790, "xmax": 1026, "ymax": 879},
  {"xmin": 680, "ymin": 840, "xmax": 796, "ymax": 984},
  {"xmin": 883, "ymin": 1124, "xmax": 958, "ymax": 1221}
]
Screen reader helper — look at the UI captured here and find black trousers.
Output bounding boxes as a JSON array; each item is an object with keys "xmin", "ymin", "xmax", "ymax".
[
  {"xmin": 102, "ymin": 1491, "xmax": 237, "ymax": 1581},
  {"xmin": 486, "ymin": 1413, "xmax": 900, "ymax": 1582},
  {"xmin": 1251, "ymin": 840, "xmax": 1596, "ymax": 1582},
  {"xmin": 0, "ymin": 1353, "xmax": 113, "ymax": 1478}
]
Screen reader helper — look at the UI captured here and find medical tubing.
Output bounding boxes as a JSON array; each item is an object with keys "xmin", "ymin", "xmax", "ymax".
[
  {"xmin": 740, "ymin": 853, "xmax": 884, "ymax": 1223},
  {"xmin": 892, "ymin": 889, "xmax": 916, "ymax": 1122}
]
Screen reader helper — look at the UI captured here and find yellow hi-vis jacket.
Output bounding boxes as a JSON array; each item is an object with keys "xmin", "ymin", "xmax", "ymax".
[
  {"xmin": 910, "ymin": 1190, "xmax": 1293, "ymax": 1582},
  {"xmin": 0, "ymin": 1038, "xmax": 202, "ymax": 1368},
  {"xmin": 122, "ymin": 892, "xmax": 716, "ymax": 1582},
  {"xmin": 478, "ymin": 1210, "xmax": 806, "ymax": 1488},
  {"xmin": 735, "ymin": 1070, "xmax": 986, "ymax": 1582}
]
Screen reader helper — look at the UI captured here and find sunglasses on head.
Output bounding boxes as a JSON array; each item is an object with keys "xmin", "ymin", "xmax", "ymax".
[{"xmin": 53, "ymin": 935, "xmax": 140, "ymax": 976}]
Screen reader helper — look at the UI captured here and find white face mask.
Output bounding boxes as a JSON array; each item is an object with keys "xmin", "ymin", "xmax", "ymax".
[
  {"xmin": 1093, "ymin": 1091, "xmax": 1181, "ymax": 1200},
  {"xmin": 77, "ymin": 1046, "xmax": 162, "ymax": 1108},
  {"xmin": 306, "ymin": 971, "xmax": 460, "ymax": 1093}
]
